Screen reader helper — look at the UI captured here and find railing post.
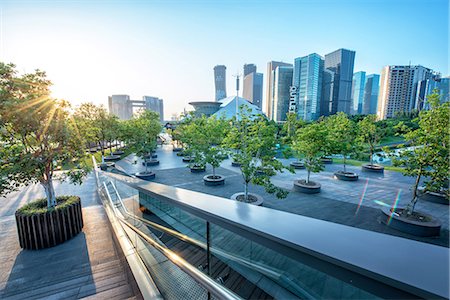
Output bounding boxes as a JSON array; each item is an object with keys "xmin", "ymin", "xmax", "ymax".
[{"xmin": 207, "ymin": 221, "xmax": 211, "ymax": 300}]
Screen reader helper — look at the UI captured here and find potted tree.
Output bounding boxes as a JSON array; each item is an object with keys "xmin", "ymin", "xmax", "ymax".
[
  {"xmin": 381, "ymin": 92, "xmax": 448, "ymax": 236},
  {"xmin": 358, "ymin": 115, "xmax": 386, "ymax": 172},
  {"xmin": 282, "ymin": 112, "xmax": 306, "ymax": 169},
  {"xmin": 224, "ymin": 108, "xmax": 290, "ymax": 205},
  {"xmin": 125, "ymin": 110, "xmax": 162, "ymax": 180},
  {"xmin": 325, "ymin": 112, "xmax": 359, "ymax": 181},
  {"xmin": 292, "ymin": 122, "xmax": 327, "ymax": 193},
  {"xmin": 0, "ymin": 63, "xmax": 89, "ymax": 249},
  {"xmin": 103, "ymin": 114, "xmax": 122, "ymax": 162}
]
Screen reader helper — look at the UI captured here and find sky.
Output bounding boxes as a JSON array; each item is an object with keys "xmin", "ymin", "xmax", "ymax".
[{"xmin": 1, "ymin": 0, "xmax": 448, "ymax": 119}]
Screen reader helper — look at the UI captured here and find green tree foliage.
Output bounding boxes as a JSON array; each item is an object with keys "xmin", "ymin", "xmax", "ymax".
[
  {"xmin": 357, "ymin": 115, "xmax": 386, "ymax": 165},
  {"xmin": 223, "ymin": 107, "xmax": 289, "ymax": 200},
  {"xmin": 292, "ymin": 122, "xmax": 327, "ymax": 183},
  {"xmin": 391, "ymin": 91, "xmax": 449, "ymax": 215},
  {"xmin": 325, "ymin": 112, "xmax": 358, "ymax": 173},
  {"xmin": 0, "ymin": 63, "xmax": 89, "ymax": 208},
  {"xmin": 123, "ymin": 110, "xmax": 161, "ymax": 173}
]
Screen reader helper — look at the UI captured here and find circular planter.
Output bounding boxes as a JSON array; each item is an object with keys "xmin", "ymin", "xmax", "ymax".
[
  {"xmin": 290, "ymin": 161, "xmax": 305, "ymax": 169},
  {"xmin": 89, "ymin": 148, "xmax": 98, "ymax": 153},
  {"xmin": 321, "ymin": 157, "xmax": 333, "ymax": 164},
  {"xmin": 190, "ymin": 166, "xmax": 206, "ymax": 173},
  {"xmin": 418, "ymin": 190, "xmax": 449, "ymax": 205},
  {"xmin": 104, "ymin": 155, "xmax": 121, "ymax": 162},
  {"xmin": 112, "ymin": 150, "xmax": 124, "ymax": 156},
  {"xmin": 381, "ymin": 207, "xmax": 441, "ymax": 237},
  {"xmin": 173, "ymin": 147, "xmax": 183, "ymax": 152},
  {"xmin": 293, "ymin": 180, "xmax": 321, "ymax": 194},
  {"xmin": 362, "ymin": 164, "xmax": 384, "ymax": 173},
  {"xmin": 144, "ymin": 154, "xmax": 158, "ymax": 159},
  {"xmin": 15, "ymin": 196, "xmax": 83, "ymax": 250},
  {"xmin": 334, "ymin": 171, "xmax": 359, "ymax": 181},
  {"xmin": 231, "ymin": 161, "xmax": 241, "ymax": 167},
  {"xmin": 176, "ymin": 151, "xmax": 186, "ymax": 157},
  {"xmin": 203, "ymin": 175, "xmax": 225, "ymax": 186},
  {"xmin": 230, "ymin": 192, "xmax": 264, "ymax": 206},
  {"xmin": 135, "ymin": 171, "xmax": 156, "ymax": 180},
  {"xmin": 142, "ymin": 159, "xmax": 160, "ymax": 166},
  {"xmin": 182, "ymin": 156, "xmax": 193, "ymax": 163},
  {"xmin": 99, "ymin": 162, "xmax": 115, "ymax": 170}
]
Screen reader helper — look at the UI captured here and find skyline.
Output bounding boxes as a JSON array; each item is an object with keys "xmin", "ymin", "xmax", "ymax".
[{"xmin": 1, "ymin": 0, "xmax": 448, "ymax": 119}]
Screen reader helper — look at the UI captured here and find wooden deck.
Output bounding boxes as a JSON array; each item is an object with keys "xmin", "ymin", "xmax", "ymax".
[{"xmin": 0, "ymin": 205, "xmax": 142, "ymax": 300}]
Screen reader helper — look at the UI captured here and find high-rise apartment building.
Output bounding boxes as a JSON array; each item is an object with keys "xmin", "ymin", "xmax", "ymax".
[
  {"xmin": 108, "ymin": 95, "xmax": 132, "ymax": 120},
  {"xmin": 143, "ymin": 96, "xmax": 164, "ymax": 121},
  {"xmin": 323, "ymin": 48, "xmax": 356, "ymax": 116},
  {"xmin": 377, "ymin": 65, "xmax": 433, "ymax": 119},
  {"xmin": 243, "ymin": 72, "xmax": 264, "ymax": 109},
  {"xmin": 363, "ymin": 74, "xmax": 380, "ymax": 115},
  {"xmin": 243, "ymin": 64, "xmax": 257, "ymax": 76},
  {"xmin": 292, "ymin": 53, "xmax": 324, "ymax": 121},
  {"xmin": 266, "ymin": 61, "xmax": 292, "ymax": 119},
  {"xmin": 351, "ymin": 71, "xmax": 366, "ymax": 115},
  {"xmin": 272, "ymin": 66, "xmax": 293, "ymax": 122},
  {"xmin": 214, "ymin": 65, "xmax": 227, "ymax": 101}
]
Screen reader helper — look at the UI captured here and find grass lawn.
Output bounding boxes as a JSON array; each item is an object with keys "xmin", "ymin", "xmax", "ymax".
[
  {"xmin": 60, "ymin": 146, "xmax": 133, "ymax": 170},
  {"xmin": 378, "ymin": 135, "xmax": 405, "ymax": 146},
  {"xmin": 332, "ymin": 158, "xmax": 405, "ymax": 173}
]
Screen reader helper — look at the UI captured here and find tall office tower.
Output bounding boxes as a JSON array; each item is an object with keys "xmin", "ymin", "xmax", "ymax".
[
  {"xmin": 377, "ymin": 65, "xmax": 433, "ymax": 119},
  {"xmin": 351, "ymin": 71, "xmax": 366, "ymax": 115},
  {"xmin": 272, "ymin": 66, "xmax": 293, "ymax": 122},
  {"xmin": 108, "ymin": 95, "xmax": 132, "ymax": 120},
  {"xmin": 323, "ymin": 48, "xmax": 356, "ymax": 116},
  {"xmin": 214, "ymin": 65, "xmax": 227, "ymax": 101},
  {"xmin": 243, "ymin": 64, "xmax": 257, "ymax": 76},
  {"xmin": 416, "ymin": 75, "xmax": 449, "ymax": 110},
  {"xmin": 243, "ymin": 72, "xmax": 264, "ymax": 109},
  {"xmin": 266, "ymin": 61, "xmax": 292, "ymax": 119},
  {"xmin": 143, "ymin": 96, "xmax": 164, "ymax": 121},
  {"xmin": 321, "ymin": 69, "xmax": 335, "ymax": 117},
  {"xmin": 362, "ymin": 74, "xmax": 380, "ymax": 115},
  {"xmin": 292, "ymin": 53, "xmax": 324, "ymax": 121}
]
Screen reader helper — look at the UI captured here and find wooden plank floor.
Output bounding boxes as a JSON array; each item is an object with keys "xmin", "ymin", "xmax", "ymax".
[{"xmin": 0, "ymin": 205, "xmax": 142, "ymax": 300}]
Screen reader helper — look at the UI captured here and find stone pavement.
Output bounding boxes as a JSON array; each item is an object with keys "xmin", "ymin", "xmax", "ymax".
[{"xmin": 0, "ymin": 174, "xmax": 141, "ymax": 299}]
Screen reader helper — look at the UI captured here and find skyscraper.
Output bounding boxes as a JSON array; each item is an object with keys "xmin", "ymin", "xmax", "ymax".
[
  {"xmin": 108, "ymin": 95, "xmax": 132, "ymax": 120},
  {"xmin": 351, "ymin": 71, "xmax": 366, "ymax": 115},
  {"xmin": 214, "ymin": 65, "xmax": 227, "ymax": 101},
  {"xmin": 323, "ymin": 48, "xmax": 356, "ymax": 116},
  {"xmin": 417, "ymin": 75, "xmax": 449, "ymax": 110},
  {"xmin": 363, "ymin": 74, "xmax": 380, "ymax": 115},
  {"xmin": 143, "ymin": 96, "xmax": 164, "ymax": 121},
  {"xmin": 243, "ymin": 72, "xmax": 264, "ymax": 109},
  {"xmin": 273, "ymin": 66, "xmax": 293, "ymax": 122},
  {"xmin": 243, "ymin": 64, "xmax": 257, "ymax": 76},
  {"xmin": 377, "ymin": 65, "xmax": 433, "ymax": 119},
  {"xmin": 266, "ymin": 61, "xmax": 292, "ymax": 119},
  {"xmin": 292, "ymin": 53, "xmax": 324, "ymax": 121}
]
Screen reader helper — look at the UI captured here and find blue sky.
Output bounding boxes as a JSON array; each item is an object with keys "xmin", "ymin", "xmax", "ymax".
[{"xmin": 1, "ymin": 0, "xmax": 448, "ymax": 118}]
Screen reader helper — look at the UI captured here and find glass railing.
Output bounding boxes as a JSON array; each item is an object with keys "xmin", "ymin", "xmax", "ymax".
[{"xmin": 95, "ymin": 165, "xmax": 448, "ymax": 300}]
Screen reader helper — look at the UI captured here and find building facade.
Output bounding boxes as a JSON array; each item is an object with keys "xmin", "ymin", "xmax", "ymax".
[
  {"xmin": 243, "ymin": 63, "xmax": 257, "ymax": 76},
  {"xmin": 142, "ymin": 96, "xmax": 164, "ymax": 121},
  {"xmin": 243, "ymin": 71, "xmax": 263, "ymax": 109},
  {"xmin": 214, "ymin": 65, "xmax": 227, "ymax": 101},
  {"xmin": 272, "ymin": 66, "xmax": 293, "ymax": 122},
  {"xmin": 266, "ymin": 61, "xmax": 292, "ymax": 119},
  {"xmin": 351, "ymin": 71, "xmax": 366, "ymax": 115},
  {"xmin": 323, "ymin": 48, "xmax": 356, "ymax": 116},
  {"xmin": 417, "ymin": 75, "xmax": 450, "ymax": 110},
  {"xmin": 108, "ymin": 95, "xmax": 132, "ymax": 120},
  {"xmin": 292, "ymin": 53, "xmax": 324, "ymax": 121},
  {"xmin": 377, "ymin": 65, "xmax": 433, "ymax": 119},
  {"xmin": 363, "ymin": 74, "xmax": 380, "ymax": 115}
]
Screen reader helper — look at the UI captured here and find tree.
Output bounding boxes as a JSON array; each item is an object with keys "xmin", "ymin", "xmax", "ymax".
[
  {"xmin": 357, "ymin": 115, "xmax": 386, "ymax": 165},
  {"xmin": 124, "ymin": 110, "xmax": 161, "ymax": 174},
  {"xmin": 0, "ymin": 63, "xmax": 89, "ymax": 208},
  {"xmin": 292, "ymin": 122, "xmax": 327, "ymax": 184},
  {"xmin": 390, "ymin": 91, "xmax": 449, "ymax": 215},
  {"xmin": 223, "ymin": 107, "xmax": 289, "ymax": 201},
  {"xmin": 280, "ymin": 112, "xmax": 305, "ymax": 160},
  {"xmin": 325, "ymin": 112, "xmax": 358, "ymax": 173}
]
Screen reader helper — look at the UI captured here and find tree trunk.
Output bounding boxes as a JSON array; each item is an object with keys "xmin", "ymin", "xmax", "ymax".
[
  {"xmin": 406, "ymin": 173, "xmax": 422, "ymax": 215},
  {"xmin": 307, "ymin": 169, "xmax": 311, "ymax": 184},
  {"xmin": 42, "ymin": 179, "xmax": 57, "ymax": 208},
  {"xmin": 244, "ymin": 181, "xmax": 249, "ymax": 201},
  {"xmin": 99, "ymin": 141, "xmax": 105, "ymax": 163},
  {"xmin": 369, "ymin": 153, "xmax": 373, "ymax": 165},
  {"xmin": 212, "ymin": 166, "xmax": 216, "ymax": 177},
  {"xmin": 343, "ymin": 155, "xmax": 347, "ymax": 173}
]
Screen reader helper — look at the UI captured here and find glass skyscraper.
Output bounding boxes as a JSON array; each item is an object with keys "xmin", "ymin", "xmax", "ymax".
[
  {"xmin": 351, "ymin": 71, "xmax": 366, "ymax": 115},
  {"xmin": 363, "ymin": 74, "xmax": 380, "ymax": 115},
  {"xmin": 292, "ymin": 53, "xmax": 324, "ymax": 121},
  {"xmin": 266, "ymin": 61, "xmax": 292, "ymax": 119},
  {"xmin": 273, "ymin": 66, "xmax": 293, "ymax": 122},
  {"xmin": 214, "ymin": 65, "xmax": 227, "ymax": 101}
]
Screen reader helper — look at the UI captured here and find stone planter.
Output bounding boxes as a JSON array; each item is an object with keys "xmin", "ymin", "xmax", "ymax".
[
  {"xmin": 362, "ymin": 164, "xmax": 384, "ymax": 173},
  {"xmin": 321, "ymin": 157, "xmax": 333, "ymax": 164},
  {"xmin": 418, "ymin": 189, "xmax": 449, "ymax": 205},
  {"xmin": 142, "ymin": 159, "xmax": 160, "ymax": 166},
  {"xmin": 15, "ymin": 197, "xmax": 83, "ymax": 250},
  {"xmin": 173, "ymin": 147, "xmax": 183, "ymax": 152},
  {"xmin": 135, "ymin": 171, "xmax": 156, "ymax": 180},
  {"xmin": 231, "ymin": 161, "xmax": 241, "ymax": 167},
  {"xmin": 381, "ymin": 207, "xmax": 441, "ymax": 237},
  {"xmin": 144, "ymin": 154, "xmax": 158, "ymax": 159},
  {"xmin": 99, "ymin": 162, "xmax": 115, "ymax": 171},
  {"xmin": 203, "ymin": 175, "xmax": 225, "ymax": 186},
  {"xmin": 230, "ymin": 192, "xmax": 264, "ymax": 206},
  {"xmin": 290, "ymin": 161, "xmax": 305, "ymax": 169},
  {"xmin": 293, "ymin": 180, "xmax": 321, "ymax": 194},
  {"xmin": 182, "ymin": 156, "xmax": 193, "ymax": 163},
  {"xmin": 190, "ymin": 166, "xmax": 206, "ymax": 173},
  {"xmin": 89, "ymin": 148, "xmax": 97, "ymax": 153},
  {"xmin": 176, "ymin": 151, "xmax": 186, "ymax": 157},
  {"xmin": 112, "ymin": 150, "xmax": 124, "ymax": 156},
  {"xmin": 104, "ymin": 155, "xmax": 121, "ymax": 162},
  {"xmin": 334, "ymin": 171, "xmax": 359, "ymax": 181}
]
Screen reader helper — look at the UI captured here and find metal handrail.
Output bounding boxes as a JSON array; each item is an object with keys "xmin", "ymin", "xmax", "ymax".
[{"xmin": 102, "ymin": 181, "xmax": 241, "ymax": 300}]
